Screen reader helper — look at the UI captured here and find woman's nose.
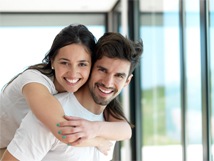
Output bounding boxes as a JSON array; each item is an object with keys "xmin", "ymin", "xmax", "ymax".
[{"xmin": 68, "ymin": 66, "xmax": 78, "ymax": 75}]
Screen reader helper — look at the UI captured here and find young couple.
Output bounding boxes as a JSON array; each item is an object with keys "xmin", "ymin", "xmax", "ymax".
[{"xmin": 0, "ymin": 24, "xmax": 143, "ymax": 161}]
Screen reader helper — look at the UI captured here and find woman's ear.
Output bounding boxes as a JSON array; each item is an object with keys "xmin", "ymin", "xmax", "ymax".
[{"xmin": 51, "ymin": 59, "xmax": 54, "ymax": 70}]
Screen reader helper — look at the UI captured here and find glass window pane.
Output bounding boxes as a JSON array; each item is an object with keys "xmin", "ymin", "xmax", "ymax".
[
  {"xmin": 140, "ymin": 1, "xmax": 182, "ymax": 161},
  {"xmin": 184, "ymin": 1, "xmax": 203, "ymax": 160}
]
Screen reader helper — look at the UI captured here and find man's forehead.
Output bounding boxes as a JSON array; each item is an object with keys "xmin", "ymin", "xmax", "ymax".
[{"xmin": 95, "ymin": 56, "xmax": 131, "ymax": 74}]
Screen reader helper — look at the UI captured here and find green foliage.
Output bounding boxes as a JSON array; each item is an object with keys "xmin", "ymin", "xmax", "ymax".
[{"xmin": 142, "ymin": 86, "xmax": 179, "ymax": 145}]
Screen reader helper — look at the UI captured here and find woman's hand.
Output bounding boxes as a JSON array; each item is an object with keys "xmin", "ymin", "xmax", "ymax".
[
  {"xmin": 70, "ymin": 137, "xmax": 113, "ymax": 156},
  {"xmin": 95, "ymin": 138, "xmax": 113, "ymax": 155},
  {"xmin": 57, "ymin": 116, "xmax": 113, "ymax": 155},
  {"xmin": 57, "ymin": 116, "xmax": 99, "ymax": 144}
]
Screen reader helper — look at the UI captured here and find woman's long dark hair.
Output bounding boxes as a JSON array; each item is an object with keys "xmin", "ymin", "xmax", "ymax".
[
  {"xmin": 2, "ymin": 24, "xmax": 96, "ymax": 91},
  {"xmin": 104, "ymin": 98, "xmax": 134, "ymax": 128}
]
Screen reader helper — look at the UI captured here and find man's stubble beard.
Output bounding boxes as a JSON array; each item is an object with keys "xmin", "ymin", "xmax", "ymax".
[{"xmin": 88, "ymin": 83, "xmax": 115, "ymax": 106}]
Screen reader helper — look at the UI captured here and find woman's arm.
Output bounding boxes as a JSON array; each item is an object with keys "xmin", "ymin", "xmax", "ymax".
[
  {"xmin": 57, "ymin": 115, "xmax": 132, "ymax": 144},
  {"xmin": 99, "ymin": 113, "xmax": 132, "ymax": 140},
  {"xmin": 69, "ymin": 137, "xmax": 113, "ymax": 155},
  {"xmin": 23, "ymin": 83, "xmax": 132, "ymax": 145},
  {"xmin": 22, "ymin": 83, "xmax": 71, "ymax": 143},
  {"xmin": 1, "ymin": 150, "xmax": 18, "ymax": 161}
]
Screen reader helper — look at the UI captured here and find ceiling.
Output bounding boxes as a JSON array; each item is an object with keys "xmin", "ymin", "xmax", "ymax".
[
  {"xmin": 0, "ymin": 0, "xmax": 182, "ymax": 13},
  {"xmin": 0, "ymin": 0, "xmax": 119, "ymax": 12}
]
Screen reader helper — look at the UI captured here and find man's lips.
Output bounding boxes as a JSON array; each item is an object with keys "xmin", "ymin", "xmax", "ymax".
[{"xmin": 97, "ymin": 84, "xmax": 114, "ymax": 94}]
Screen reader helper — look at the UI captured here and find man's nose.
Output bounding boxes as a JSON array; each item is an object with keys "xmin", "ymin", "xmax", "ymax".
[{"xmin": 102, "ymin": 75, "xmax": 114, "ymax": 87}]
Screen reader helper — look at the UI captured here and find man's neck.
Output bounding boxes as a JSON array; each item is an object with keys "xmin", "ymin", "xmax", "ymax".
[{"xmin": 74, "ymin": 84, "xmax": 105, "ymax": 115}]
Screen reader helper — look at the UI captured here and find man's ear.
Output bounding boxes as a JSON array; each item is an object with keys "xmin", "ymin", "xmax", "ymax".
[{"xmin": 124, "ymin": 74, "xmax": 133, "ymax": 87}]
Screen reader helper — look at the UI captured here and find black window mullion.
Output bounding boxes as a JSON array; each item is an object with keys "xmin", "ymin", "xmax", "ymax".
[
  {"xmin": 128, "ymin": 0, "xmax": 142, "ymax": 161},
  {"xmin": 200, "ymin": 0, "xmax": 211, "ymax": 161}
]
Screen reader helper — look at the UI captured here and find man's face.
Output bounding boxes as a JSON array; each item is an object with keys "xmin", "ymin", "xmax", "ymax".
[{"xmin": 88, "ymin": 56, "xmax": 133, "ymax": 106}]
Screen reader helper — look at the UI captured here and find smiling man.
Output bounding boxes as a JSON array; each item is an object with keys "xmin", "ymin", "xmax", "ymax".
[
  {"xmin": 88, "ymin": 56, "xmax": 131, "ymax": 106},
  {"xmin": 1, "ymin": 32, "xmax": 143, "ymax": 161}
]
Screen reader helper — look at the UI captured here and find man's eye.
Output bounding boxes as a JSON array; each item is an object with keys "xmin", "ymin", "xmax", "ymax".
[
  {"xmin": 119, "ymin": 75, "xmax": 124, "ymax": 78},
  {"xmin": 79, "ymin": 63, "xmax": 87, "ymax": 67},
  {"xmin": 116, "ymin": 74, "xmax": 125, "ymax": 79},
  {"xmin": 98, "ymin": 68, "xmax": 105, "ymax": 72}
]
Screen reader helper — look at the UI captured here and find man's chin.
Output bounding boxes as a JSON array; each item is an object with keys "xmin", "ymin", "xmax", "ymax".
[{"xmin": 95, "ymin": 100, "xmax": 109, "ymax": 106}]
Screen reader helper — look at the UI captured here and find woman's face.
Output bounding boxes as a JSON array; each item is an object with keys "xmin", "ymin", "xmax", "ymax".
[{"xmin": 52, "ymin": 44, "xmax": 91, "ymax": 93}]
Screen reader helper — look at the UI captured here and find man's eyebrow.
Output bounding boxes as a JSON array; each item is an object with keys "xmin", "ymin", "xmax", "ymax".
[
  {"xmin": 117, "ymin": 73, "xmax": 127, "ymax": 77},
  {"xmin": 96, "ymin": 65, "xmax": 106, "ymax": 69},
  {"xmin": 96, "ymin": 65, "xmax": 127, "ymax": 76}
]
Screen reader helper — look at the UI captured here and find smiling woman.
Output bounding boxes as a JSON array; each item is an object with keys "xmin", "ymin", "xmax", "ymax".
[
  {"xmin": 0, "ymin": 13, "xmax": 110, "ymax": 160},
  {"xmin": 0, "ymin": 25, "xmax": 104, "ymax": 90},
  {"xmin": 0, "ymin": 24, "xmax": 97, "ymax": 149}
]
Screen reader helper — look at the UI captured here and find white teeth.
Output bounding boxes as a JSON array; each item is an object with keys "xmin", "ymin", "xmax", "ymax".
[
  {"xmin": 66, "ymin": 78, "xmax": 79, "ymax": 84},
  {"xmin": 99, "ymin": 87, "xmax": 112, "ymax": 94}
]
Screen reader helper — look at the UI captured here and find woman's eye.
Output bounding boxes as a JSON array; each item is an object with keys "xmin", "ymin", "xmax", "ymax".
[{"xmin": 60, "ymin": 62, "xmax": 69, "ymax": 65}]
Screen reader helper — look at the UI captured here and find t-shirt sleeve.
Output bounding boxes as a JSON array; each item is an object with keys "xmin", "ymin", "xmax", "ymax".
[
  {"xmin": 7, "ymin": 111, "xmax": 57, "ymax": 161},
  {"xmin": 17, "ymin": 69, "xmax": 57, "ymax": 94}
]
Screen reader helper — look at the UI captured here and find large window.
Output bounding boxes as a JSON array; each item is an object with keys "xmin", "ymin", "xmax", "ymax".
[
  {"xmin": 0, "ymin": 13, "xmax": 105, "ymax": 91},
  {"xmin": 139, "ymin": 0, "xmax": 213, "ymax": 161}
]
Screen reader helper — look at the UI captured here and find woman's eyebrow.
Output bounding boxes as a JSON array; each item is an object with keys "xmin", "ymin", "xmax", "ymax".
[{"xmin": 58, "ymin": 58, "xmax": 90, "ymax": 62}]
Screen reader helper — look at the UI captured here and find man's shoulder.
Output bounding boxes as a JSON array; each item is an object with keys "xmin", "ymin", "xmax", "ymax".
[
  {"xmin": 54, "ymin": 92, "xmax": 75, "ymax": 107},
  {"xmin": 54, "ymin": 92, "xmax": 73, "ymax": 99}
]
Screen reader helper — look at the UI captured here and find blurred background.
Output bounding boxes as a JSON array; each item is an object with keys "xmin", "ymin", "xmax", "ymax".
[{"xmin": 0, "ymin": 0, "xmax": 214, "ymax": 161}]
